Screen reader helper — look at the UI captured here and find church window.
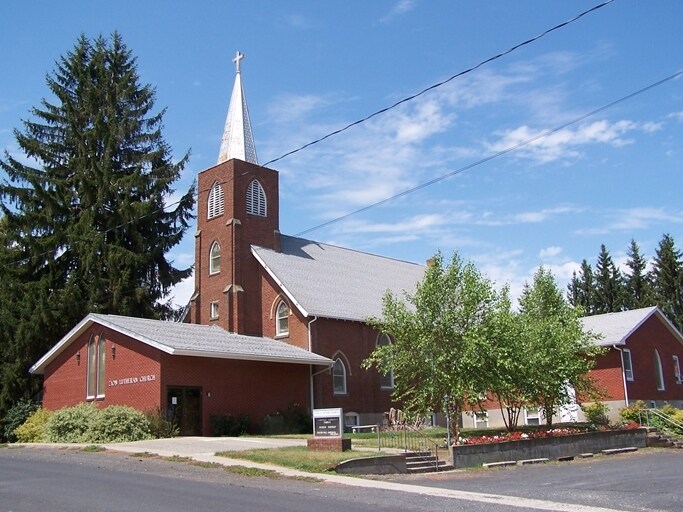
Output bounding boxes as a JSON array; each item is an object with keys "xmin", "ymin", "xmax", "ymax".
[
  {"xmin": 674, "ymin": 355, "xmax": 682, "ymax": 384},
  {"xmin": 86, "ymin": 332, "xmax": 106, "ymax": 399},
  {"xmin": 209, "ymin": 242, "xmax": 221, "ymax": 274},
  {"xmin": 276, "ymin": 301, "xmax": 289, "ymax": 336},
  {"xmin": 654, "ymin": 349, "xmax": 665, "ymax": 391},
  {"xmin": 622, "ymin": 349, "xmax": 634, "ymax": 381},
  {"xmin": 246, "ymin": 179, "xmax": 266, "ymax": 217},
  {"xmin": 376, "ymin": 333, "xmax": 394, "ymax": 389},
  {"xmin": 208, "ymin": 181, "xmax": 225, "ymax": 219},
  {"xmin": 210, "ymin": 301, "xmax": 219, "ymax": 319},
  {"xmin": 333, "ymin": 358, "xmax": 347, "ymax": 395},
  {"xmin": 525, "ymin": 407, "xmax": 541, "ymax": 425}
]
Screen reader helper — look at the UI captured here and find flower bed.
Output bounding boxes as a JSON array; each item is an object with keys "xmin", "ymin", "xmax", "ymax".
[{"xmin": 458, "ymin": 423, "xmax": 640, "ymax": 445}]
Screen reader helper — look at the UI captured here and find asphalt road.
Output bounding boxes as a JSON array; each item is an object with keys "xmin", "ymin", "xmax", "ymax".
[{"xmin": 0, "ymin": 446, "xmax": 680, "ymax": 512}]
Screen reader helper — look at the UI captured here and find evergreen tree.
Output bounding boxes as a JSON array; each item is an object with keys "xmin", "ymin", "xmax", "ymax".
[
  {"xmin": 593, "ymin": 244, "xmax": 624, "ymax": 314},
  {"xmin": 0, "ymin": 33, "xmax": 195, "ymax": 416},
  {"xmin": 567, "ymin": 259, "xmax": 595, "ymax": 314},
  {"xmin": 649, "ymin": 233, "xmax": 683, "ymax": 330},
  {"xmin": 623, "ymin": 239, "xmax": 653, "ymax": 309}
]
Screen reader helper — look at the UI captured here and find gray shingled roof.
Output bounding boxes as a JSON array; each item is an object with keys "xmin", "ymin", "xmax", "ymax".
[
  {"xmin": 31, "ymin": 313, "xmax": 332, "ymax": 374},
  {"xmin": 252, "ymin": 235, "xmax": 425, "ymax": 322},
  {"xmin": 580, "ymin": 306, "xmax": 683, "ymax": 346}
]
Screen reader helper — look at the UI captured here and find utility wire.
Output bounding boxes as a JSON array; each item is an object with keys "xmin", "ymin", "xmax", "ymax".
[
  {"xmin": 294, "ymin": 69, "xmax": 683, "ymax": 237},
  {"xmin": 262, "ymin": 0, "xmax": 615, "ymax": 168}
]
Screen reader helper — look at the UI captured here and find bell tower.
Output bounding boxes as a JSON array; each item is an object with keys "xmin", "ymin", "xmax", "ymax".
[{"xmin": 189, "ymin": 52, "xmax": 280, "ymax": 335}]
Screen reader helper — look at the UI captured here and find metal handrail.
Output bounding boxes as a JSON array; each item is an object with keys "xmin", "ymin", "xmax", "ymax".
[
  {"xmin": 376, "ymin": 424, "xmax": 442, "ymax": 471},
  {"xmin": 638, "ymin": 408, "xmax": 683, "ymax": 437}
]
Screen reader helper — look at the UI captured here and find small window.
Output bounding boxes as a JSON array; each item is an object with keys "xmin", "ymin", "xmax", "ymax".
[
  {"xmin": 86, "ymin": 332, "xmax": 106, "ymax": 399},
  {"xmin": 376, "ymin": 333, "xmax": 394, "ymax": 389},
  {"xmin": 276, "ymin": 301, "xmax": 289, "ymax": 336},
  {"xmin": 473, "ymin": 411, "xmax": 488, "ymax": 429},
  {"xmin": 210, "ymin": 301, "xmax": 219, "ymax": 319},
  {"xmin": 345, "ymin": 412, "xmax": 360, "ymax": 427},
  {"xmin": 654, "ymin": 349, "xmax": 665, "ymax": 391},
  {"xmin": 622, "ymin": 348, "xmax": 634, "ymax": 381},
  {"xmin": 246, "ymin": 179, "xmax": 266, "ymax": 217},
  {"xmin": 207, "ymin": 181, "xmax": 225, "ymax": 219},
  {"xmin": 674, "ymin": 355, "xmax": 682, "ymax": 384},
  {"xmin": 525, "ymin": 407, "xmax": 541, "ymax": 426},
  {"xmin": 333, "ymin": 358, "xmax": 347, "ymax": 395},
  {"xmin": 209, "ymin": 242, "xmax": 221, "ymax": 275}
]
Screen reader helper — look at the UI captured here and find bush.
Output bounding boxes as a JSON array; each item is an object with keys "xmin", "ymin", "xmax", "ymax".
[
  {"xmin": 89, "ymin": 406, "xmax": 151, "ymax": 443},
  {"xmin": 581, "ymin": 402, "xmax": 610, "ymax": 426},
  {"xmin": 14, "ymin": 408, "xmax": 53, "ymax": 443},
  {"xmin": 261, "ymin": 402, "xmax": 311, "ymax": 435},
  {"xmin": 618, "ymin": 400, "xmax": 648, "ymax": 424},
  {"xmin": 44, "ymin": 403, "xmax": 99, "ymax": 443},
  {"xmin": 211, "ymin": 413, "xmax": 250, "ymax": 436},
  {"xmin": 145, "ymin": 408, "xmax": 179, "ymax": 439},
  {"xmin": 3, "ymin": 398, "xmax": 40, "ymax": 442}
]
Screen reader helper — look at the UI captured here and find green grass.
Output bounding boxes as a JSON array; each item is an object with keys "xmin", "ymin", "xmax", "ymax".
[
  {"xmin": 81, "ymin": 445, "xmax": 106, "ymax": 452},
  {"xmin": 216, "ymin": 446, "xmax": 387, "ymax": 473}
]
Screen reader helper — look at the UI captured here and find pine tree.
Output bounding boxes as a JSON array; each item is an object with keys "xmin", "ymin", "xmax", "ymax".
[
  {"xmin": 0, "ymin": 33, "xmax": 195, "ymax": 416},
  {"xmin": 623, "ymin": 239, "xmax": 653, "ymax": 309},
  {"xmin": 567, "ymin": 260, "xmax": 596, "ymax": 314},
  {"xmin": 593, "ymin": 244, "xmax": 624, "ymax": 314},
  {"xmin": 649, "ymin": 233, "xmax": 683, "ymax": 330}
]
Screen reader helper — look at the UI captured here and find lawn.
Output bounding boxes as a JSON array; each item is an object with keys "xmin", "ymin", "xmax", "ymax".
[{"xmin": 215, "ymin": 446, "xmax": 390, "ymax": 473}]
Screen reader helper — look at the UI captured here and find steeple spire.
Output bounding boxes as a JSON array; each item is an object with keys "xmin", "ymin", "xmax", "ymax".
[{"xmin": 218, "ymin": 51, "xmax": 258, "ymax": 165}]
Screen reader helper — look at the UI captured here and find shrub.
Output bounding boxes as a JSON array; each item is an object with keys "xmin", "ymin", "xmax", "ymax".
[
  {"xmin": 261, "ymin": 402, "xmax": 311, "ymax": 435},
  {"xmin": 211, "ymin": 413, "xmax": 250, "ymax": 436},
  {"xmin": 581, "ymin": 402, "xmax": 610, "ymax": 426},
  {"xmin": 14, "ymin": 408, "xmax": 53, "ymax": 443},
  {"xmin": 3, "ymin": 398, "xmax": 40, "ymax": 442},
  {"xmin": 45, "ymin": 403, "xmax": 99, "ymax": 443},
  {"xmin": 618, "ymin": 400, "xmax": 648, "ymax": 424},
  {"xmin": 89, "ymin": 405, "xmax": 151, "ymax": 443},
  {"xmin": 145, "ymin": 408, "xmax": 179, "ymax": 439}
]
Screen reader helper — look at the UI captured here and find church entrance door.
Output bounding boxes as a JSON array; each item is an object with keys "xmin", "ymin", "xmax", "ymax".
[{"xmin": 167, "ymin": 386, "xmax": 202, "ymax": 436}]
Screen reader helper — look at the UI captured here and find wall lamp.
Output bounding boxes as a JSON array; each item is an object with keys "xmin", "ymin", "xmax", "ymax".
[
  {"xmin": 76, "ymin": 351, "xmax": 80, "ymax": 365},
  {"xmin": 112, "ymin": 345, "xmax": 116, "ymax": 360}
]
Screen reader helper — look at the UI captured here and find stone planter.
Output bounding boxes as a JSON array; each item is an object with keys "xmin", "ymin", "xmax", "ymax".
[{"xmin": 449, "ymin": 428, "xmax": 647, "ymax": 468}]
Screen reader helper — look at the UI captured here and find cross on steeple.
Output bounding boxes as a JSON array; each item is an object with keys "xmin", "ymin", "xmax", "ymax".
[{"xmin": 233, "ymin": 51, "xmax": 244, "ymax": 73}]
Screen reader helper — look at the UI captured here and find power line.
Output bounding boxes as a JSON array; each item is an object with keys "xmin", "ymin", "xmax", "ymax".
[
  {"xmin": 262, "ymin": 0, "xmax": 615, "ymax": 168},
  {"xmin": 294, "ymin": 70, "xmax": 683, "ymax": 237}
]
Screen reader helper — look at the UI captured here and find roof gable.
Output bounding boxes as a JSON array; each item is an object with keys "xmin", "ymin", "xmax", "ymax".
[
  {"xmin": 581, "ymin": 306, "xmax": 683, "ymax": 346},
  {"xmin": 252, "ymin": 235, "xmax": 425, "ymax": 322},
  {"xmin": 30, "ymin": 313, "xmax": 331, "ymax": 374}
]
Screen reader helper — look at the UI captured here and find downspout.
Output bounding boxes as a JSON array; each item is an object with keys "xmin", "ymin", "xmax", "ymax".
[
  {"xmin": 613, "ymin": 345, "xmax": 630, "ymax": 407},
  {"xmin": 308, "ymin": 316, "xmax": 318, "ymax": 412}
]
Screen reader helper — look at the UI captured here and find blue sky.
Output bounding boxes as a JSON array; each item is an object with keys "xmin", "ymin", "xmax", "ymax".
[{"xmin": 2, "ymin": 1, "xmax": 682, "ymax": 306}]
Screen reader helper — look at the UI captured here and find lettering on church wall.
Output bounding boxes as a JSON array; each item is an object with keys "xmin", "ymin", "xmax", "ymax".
[{"xmin": 108, "ymin": 374, "xmax": 156, "ymax": 387}]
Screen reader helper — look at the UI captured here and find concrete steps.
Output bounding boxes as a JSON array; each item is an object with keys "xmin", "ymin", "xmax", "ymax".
[
  {"xmin": 405, "ymin": 450, "xmax": 453, "ymax": 473},
  {"xmin": 646, "ymin": 429, "xmax": 682, "ymax": 449}
]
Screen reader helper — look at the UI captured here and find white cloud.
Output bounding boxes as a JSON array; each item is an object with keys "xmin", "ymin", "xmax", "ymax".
[
  {"xmin": 381, "ymin": 0, "xmax": 417, "ymax": 22},
  {"xmin": 539, "ymin": 246, "xmax": 562, "ymax": 259},
  {"xmin": 267, "ymin": 93, "xmax": 333, "ymax": 123}
]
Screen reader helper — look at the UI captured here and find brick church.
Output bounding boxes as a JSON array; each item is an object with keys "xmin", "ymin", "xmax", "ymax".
[
  {"xmin": 30, "ymin": 52, "xmax": 423, "ymax": 435},
  {"xmin": 30, "ymin": 53, "xmax": 683, "ymax": 435}
]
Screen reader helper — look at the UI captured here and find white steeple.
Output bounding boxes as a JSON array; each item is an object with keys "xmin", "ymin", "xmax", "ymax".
[{"xmin": 218, "ymin": 51, "xmax": 258, "ymax": 165}]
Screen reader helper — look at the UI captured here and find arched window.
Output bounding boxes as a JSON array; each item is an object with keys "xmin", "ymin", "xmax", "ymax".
[
  {"xmin": 377, "ymin": 333, "xmax": 394, "ymax": 389},
  {"xmin": 209, "ymin": 242, "xmax": 221, "ymax": 275},
  {"xmin": 654, "ymin": 349, "xmax": 665, "ymax": 391},
  {"xmin": 276, "ymin": 301, "xmax": 289, "ymax": 336},
  {"xmin": 246, "ymin": 179, "xmax": 266, "ymax": 217},
  {"xmin": 86, "ymin": 332, "xmax": 106, "ymax": 399},
  {"xmin": 207, "ymin": 181, "xmax": 225, "ymax": 219},
  {"xmin": 333, "ymin": 358, "xmax": 347, "ymax": 395}
]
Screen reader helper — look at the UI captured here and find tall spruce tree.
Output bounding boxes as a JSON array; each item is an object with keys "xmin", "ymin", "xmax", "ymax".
[
  {"xmin": 567, "ymin": 259, "xmax": 596, "ymax": 314},
  {"xmin": 593, "ymin": 244, "xmax": 624, "ymax": 314},
  {"xmin": 623, "ymin": 239, "xmax": 653, "ymax": 309},
  {"xmin": 649, "ymin": 233, "xmax": 683, "ymax": 330},
  {"xmin": 0, "ymin": 33, "xmax": 195, "ymax": 416}
]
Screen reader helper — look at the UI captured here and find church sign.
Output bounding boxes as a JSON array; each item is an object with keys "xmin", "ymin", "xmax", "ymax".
[{"xmin": 312, "ymin": 408, "xmax": 343, "ymax": 438}]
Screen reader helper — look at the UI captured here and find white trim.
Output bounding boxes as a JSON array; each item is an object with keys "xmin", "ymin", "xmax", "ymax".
[
  {"xmin": 622, "ymin": 348, "xmax": 634, "ymax": 381},
  {"xmin": 210, "ymin": 301, "xmax": 219, "ymax": 319},
  {"xmin": 209, "ymin": 241, "xmax": 221, "ymax": 275},
  {"xmin": 275, "ymin": 300, "xmax": 289, "ymax": 336},
  {"xmin": 673, "ymin": 355, "xmax": 682, "ymax": 384},
  {"xmin": 332, "ymin": 358, "xmax": 347, "ymax": 395}
]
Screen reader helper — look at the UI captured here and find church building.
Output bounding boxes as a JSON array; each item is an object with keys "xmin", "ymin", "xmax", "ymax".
[
  {"xmin": 30, "ymin": 53, "xmax": 683, "ymax": 435},
  {"xmin": 30, "ymin": 52, "xmax": 423, "ymax": 435}
]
